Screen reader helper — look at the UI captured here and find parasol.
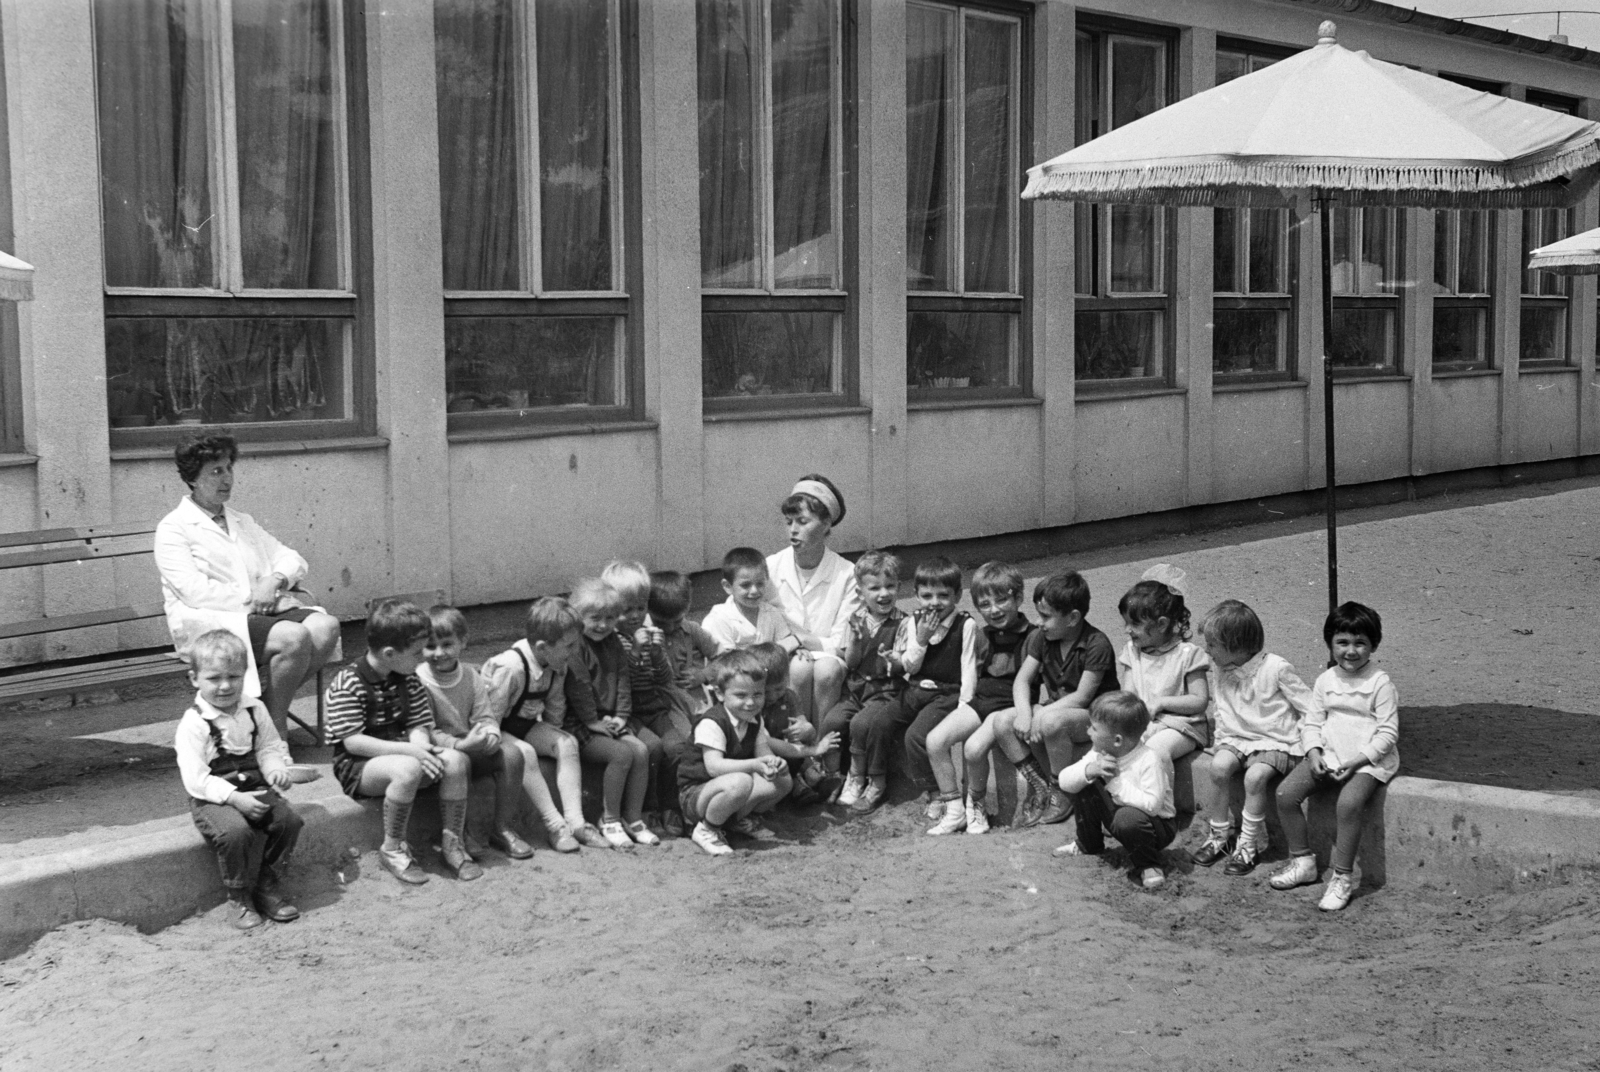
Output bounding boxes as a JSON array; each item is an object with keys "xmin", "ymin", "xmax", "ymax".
[
  {"xmin": 1024, "ymin": 21, "xmax": 1600, "ymax": 614},
  {"xmin": 1527, "ymin": 225, "xmax": 1600, "ymax": 274}
]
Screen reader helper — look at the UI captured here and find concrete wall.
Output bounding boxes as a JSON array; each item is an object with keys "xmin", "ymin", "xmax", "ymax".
[{"xmin": 2, "ymin": 0, "xmax": 1600, "ymax": 662}]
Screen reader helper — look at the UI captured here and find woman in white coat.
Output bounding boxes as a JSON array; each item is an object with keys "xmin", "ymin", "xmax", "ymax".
[
  {"xmin": 766, "ymin": 475, "xmax": 859, "ymax": 727},
  {"xmin": 154, "ymin": 434, "xmax": 341, "ymax": 733}
]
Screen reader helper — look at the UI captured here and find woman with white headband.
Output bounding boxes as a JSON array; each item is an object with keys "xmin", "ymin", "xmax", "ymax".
[{"xmin": 766, "ymin": 474, "xmax": 859, "ymax": 728}]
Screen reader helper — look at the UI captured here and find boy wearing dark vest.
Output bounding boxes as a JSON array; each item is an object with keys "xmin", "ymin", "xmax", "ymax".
[
  {"xmin": 176, "ymin": 630, "xmax": 306, "ymax": 930},
  {"xmin": 480, "ymin": 597, "xmax": 596, "ymax": 852},
  {"xmin": 849, "ymin": 557, "xmax": 985, "ymax": 814},
  {"xmin": 822, "ymin": 550, "xmax": 906, "ymax": 805},
  {"xmin": 677, "ymin": 650, "xmax": 792, "ymax": 856}
]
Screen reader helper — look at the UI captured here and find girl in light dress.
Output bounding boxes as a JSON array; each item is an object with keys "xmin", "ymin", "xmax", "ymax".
[{"xmin": 1115, "ymin": 565, "xmax": 1211, "ymax": 764}]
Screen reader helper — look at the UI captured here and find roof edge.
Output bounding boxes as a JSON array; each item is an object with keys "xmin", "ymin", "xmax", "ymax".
[{"xmin": 1263, "ymin": 0, "xmax": 1600, "ymax": 70}]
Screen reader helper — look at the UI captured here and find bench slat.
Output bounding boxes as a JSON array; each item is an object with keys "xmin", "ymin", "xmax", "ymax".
[
  {"xmin": 0, "ymin": 602, "xmax": 168, "ymax": 641},
  {"xmin": 0, "ymin": 653, "xmax": 187, "ymax": 703},
  {"xmin": 0, "ymin": 521, "xmax": 160, "ymax": 550},
  {"xmin": 0, "ymin": 542, "xmax": 158, "ymax": 570}
]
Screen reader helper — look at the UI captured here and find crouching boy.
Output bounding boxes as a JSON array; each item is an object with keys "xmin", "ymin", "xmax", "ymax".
[
  {"xmin": 1054, "ymin": 691, "xmax": 1177, "ymax": 890},
  {"xmin": 176, "ymin": 629, "xmax": 305, "ymax": 930},
  {"xmin": 677, "ymin": 650, "xmax": 792, "ymax": 856}
]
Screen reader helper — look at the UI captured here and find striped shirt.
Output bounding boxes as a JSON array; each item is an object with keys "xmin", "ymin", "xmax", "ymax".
[
  {"xmin": 324, "ymin": 657, "xmax": 434, "ymax": 755},
  {"xmin": 618, "ymin": 630, "xmax": 675, "ymax": 715}
]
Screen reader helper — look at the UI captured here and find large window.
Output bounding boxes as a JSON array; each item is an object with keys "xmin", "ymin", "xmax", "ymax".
[
  {"xmin": 1520, "ymin": 93, "xmax": 1579, "ymax": 369},
  {"xmin": 435, "ymin": 0, "xmax": 631, "ymax": 426},
  {"xmin": 1432, "ymin": 210, "xmax": 1493, "ymax": 372},
  {"xmin": 1212, "ymin": 45, "xmax": 1292, "ymax": 380},
  {"xmin": 1074, "ymin": 24, "xmax": 1170, "ymax": 384},
  {"xmin": 905, "ymin": 2, "xmax": 1025, "ymax": 398},
  {"xmin": 95, "ymin": 0, "xmax": 363, "ymax": 439},
  {"xmin": 1329, "ymin": 207, "xmax": 1400, "ymax": 372},
  {"xmin": 698, "ymin": 0, "xmax": 846, "ymax": 406}
]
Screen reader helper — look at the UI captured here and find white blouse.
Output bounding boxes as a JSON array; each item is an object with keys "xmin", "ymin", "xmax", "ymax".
[{"xmin": 764, "ymin": 545, "xmax": 860, "ymax": 656}]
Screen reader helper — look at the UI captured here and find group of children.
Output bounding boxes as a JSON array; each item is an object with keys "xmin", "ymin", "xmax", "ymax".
[{"xmin": 176, "ymin": 548, "xmax": 1398, "ymax": 930}]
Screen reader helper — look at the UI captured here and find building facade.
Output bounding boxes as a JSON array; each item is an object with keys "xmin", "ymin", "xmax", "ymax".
[{"xmin": 2, "ymin": 0, "xmax": 1598, "ymax": 660}]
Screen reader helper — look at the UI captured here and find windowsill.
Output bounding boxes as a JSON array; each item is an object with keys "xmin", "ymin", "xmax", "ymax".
[
  {"xmin": 1213, "ymin": 378, "xmax": 1308, "ymax": 394},
  {"xmin": 111, "ymin": 435, "xmax": 390, "ymax": 462},
  {"xmin": 1075, "ymin": 385, "xmax": 1186, "ymax": 403},
  {"xmin": 0, "ymin": 452, "xmax": 38, "ymax": 469},
  {"xmin": 1431, "ymin": 367, "xmax": 1501, "ymax": 379},
  {"xmin": 447, "ymin": 419, "xmax": 659, "ymax": 444},
  {"xmin": 703, "ymin": 405, "xmax": 871, "ymax": 424},
  {"xmin": 1329, "ymin": 372, "xmax": 1410, "ymax": 385},
  {"xmin": 907, "ymin": 395, "xmax": 1042, "ymax": 413},
  {"xmin": 1519, "ymin": 363, "xmax": 1580, "ymax": 374}
]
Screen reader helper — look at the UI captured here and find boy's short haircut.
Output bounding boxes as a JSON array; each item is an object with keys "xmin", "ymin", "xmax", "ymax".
[
  {"xmin": 647, "ymin": 570, "xmax": 694, "ymax": 619},
  {"xmin": 853, "ymin": 549, "xmax": 902, "ymax": 584},
  {"xmin": 367, "ymin": 598, "xmax": 431, "ymax": 652},
  {"xmin": 749, "ymin": 641, "xmax": 789, "ymax": 685},
  {"xmin": 525, "ymin": 596, "xmax": 582, "ymax": 645},
  {"xmin": 1324, "ymin": 601, "xmax": 1383, "ymax": 649},
  {"xmin": 600, "ymin": 560, "xmax": 652, "ymax": 605},
  {"xmin": 721, "ymin": 546, "xmax": 768, "ymax": 584},
  {"xmin": 1089, "ymin": 690, "xmax": 1150, "ymax": 739},
  {"xmin": 189, "ymin": 629, "xmax": 247, "ymax": 672},
  {"xmin": 1200, "ymin": 599, "xmax": 1263, "ymax": 657},
  {"xmin": 971, "ymin": 560, "xmax": 1025, "ymax": 603},
  {"xmin": 1033, "ymin": 571, "xmax": 1091, "ymax": 617},
  {"xmin": 707, "ymin": 648, "xmax": 768, "ymax": 690},
  {"xmin": 568, "ymin": 578, "xmax": 623, "ymax": 617},
  {"xmin": 1118, "ymin": 579, "xmax": 1192, "ymax": 640},
  {"xmin": 427, "ymin": 604, "xmax": 469, "ymax": 642},
  {"xmin": 913, "ymin": 555, "xmax": 963, "ymax": 595}
]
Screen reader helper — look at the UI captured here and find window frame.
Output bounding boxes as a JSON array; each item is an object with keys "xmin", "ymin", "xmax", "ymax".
[
  {"xmin": 0, "ymin": 28, "xmax": 20, "ymax": 453},
  {"xmin": 1519, "ymin": 90, "xmax": 1580, "ymax": 370},
  {"xmin": 1329, "ymin": 206, "xmax": 1403, "ymax": 376},
  {"xmin": 698, "ymin": 0, "xmax": 856, "ymax": 416},
  {"xmin": 440, "ymin": 0, "xmax": 644, "ymax": 435},
  {"xmin": 1431, "ymin": 209, "xmax": 1495, "ymax": 374},
  {"xmin": 97, "ymin": 0, "xmax": 373, "ymax": 449},
  {"xmin": 1072, "ymin": 17, "xmax": 1177, "ymax": 392},
  {"xmin": 905, "ymin": 0, "xmax": 1031, "ymax": 405}
]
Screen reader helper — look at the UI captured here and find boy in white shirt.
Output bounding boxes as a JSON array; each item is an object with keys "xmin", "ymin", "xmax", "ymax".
[
  {"xmin": 1054, "ymin": 690, "xmax": 1177, "ymax": 890},
  {"xmin": 175, "ymin": 630, "xmax": 305, "ymax": 930},
  {"xmin": 701, "ymin": 547, "xmax": 802, "ymax": 653}
]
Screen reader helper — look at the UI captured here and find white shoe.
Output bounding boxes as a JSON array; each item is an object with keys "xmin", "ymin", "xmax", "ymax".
[
  {"xmin": 836, "ymin": 774, "xmax": 866, "ymax": 808},
  {"xmin": 965, "ymin": 797, "xmax": 990, "ymax": 835},
  {"xmin": 1270, "ymin": 854, "xmax": 1320, "ymax": 890},
  {"xmin": 1319, "ymin": 871, "xmax": 1356, "ymax": 911},
  {"xmin": 926, "ymin": 799, "xmax": 967, "ymax": 835},
  {"xmin": 1140, "ymin": 867, "xmax": 1166, "ymax": 890},
  {"xmin": 598, "ymin": 819, "xmax": 634, "ymax": 850},
  {"xmin": 690, "ymin": 821, "xmax": 733, "ymax": 856},
  {"xmin": 923, "ymin": 794, "xmax": 945, "ymax": 820}
]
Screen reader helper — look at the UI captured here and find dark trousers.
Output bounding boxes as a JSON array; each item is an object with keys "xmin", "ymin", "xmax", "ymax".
[
  {"xmin": 838, "ymin": 693, "xmax": 911, "ymax": 778},
  {"xmin": 1276, "ymin": 763, "xmax": 1381, "ymax": 872},
  {"xmin": 900, "ymin": 687, "xmax": 961, "ymax": 792},
  {"xmin": 191, "ymin": 790, "xmax": 304, "ymax": 890},
  {"xmin": 1071, "ymin": 783, "xmax": 1176, "ymax": 870},
  {"xmin": 631, "ymin": 711, "xmax": 689, "ymax": 813},
  {"xmin": 821, "ymin": 691, "xmax": 894, "ymax": 775}
]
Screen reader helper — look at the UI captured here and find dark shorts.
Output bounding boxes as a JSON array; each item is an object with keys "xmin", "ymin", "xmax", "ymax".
[
  {"xmin": 970, "ymin": 677, "xmax": 1017, "ymax": 719},
  {"xmin": 333, "ymin": 752, "xmax": 368, "ymax": 798},
  {"xmin": 678, "ymin": 783, "xmax": 709, "ymax": 825},
  {"xmin": 1213, "ymin": 744, "xmax": 1296, "ymax": 776},
  {"xmin": 247, "ymin": 607, "xmax": 317, "ymax": 666}
]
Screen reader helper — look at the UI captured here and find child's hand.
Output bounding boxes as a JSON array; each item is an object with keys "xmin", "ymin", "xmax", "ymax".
[
  {"xmin": 634, "ymin": 626, "xmax": 661, "ymax": 649},
  {"xmin": 409, "ymin": 744, "xmax": 446, "ymax": 779},
  {"xmin": 1013, "ymin": 709, "xmax": 1033, "ymax": 742},
  {"xmin": 1090, "ymin": 753, "xmax": 1119, "ymax": 781},
  {"xmin": 878, "ymin": 644, "xmax": 902, "ymax": 672},
  {"xmin": 914, "ymin": 608, "xmax": 941, "ymax": 644},
  {"xmin": 783, "ymin": 718, "xmax": 814, "ymax": 745},
  {"xmin": 757, "ymin": 754, "xmax": 787, "ymax": 778},
  {"xmin": 603, "ymin": 715, "xmax": 629, "ymax": 737},
  {"xmin": 811, "ymin": 730, "xmax": 840, "ymax": 757},
  {"xmin": 792, "ymin": 646, "xmax": 814, "ymax": 663},
  {"xmin": 266, "ymin": 768, "xmax": 293, "ymax": 792},
  {"xmin": 228, "ymin": 789, "xmax": 271, "ymax": 820},
  {"xmin": 1306, "ymin": 748, "xmax": 1328, "ymax": 778},
  {"xmin": 1327, "ymin": 758, "xmax": 1356, "ymax": 782}
]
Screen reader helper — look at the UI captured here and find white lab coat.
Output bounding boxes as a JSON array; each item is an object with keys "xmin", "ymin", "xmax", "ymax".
[
  {"xmin": 153, "ymin": 495, "xmax": 320, "ymax": 698},
  {"xmin": 764, "ymin": 545, "xmax": 860, "ymax": 656}
]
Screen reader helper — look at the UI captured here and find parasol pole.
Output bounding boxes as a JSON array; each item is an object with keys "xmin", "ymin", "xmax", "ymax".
[{"xmin": 1316, "ymin": 192, "xmax": 1338, "ymax": 617}]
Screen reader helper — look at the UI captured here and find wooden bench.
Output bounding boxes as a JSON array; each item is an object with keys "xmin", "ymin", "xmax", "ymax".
[{"xmin": 0, "ymin": 522, "xmax": 189, "ymax": 705}]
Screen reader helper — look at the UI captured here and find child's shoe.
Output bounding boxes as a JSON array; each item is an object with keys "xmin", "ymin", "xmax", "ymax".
[
  {"xmin": 1140, "ymin": 867, "xmax": 1166, "ymax": 890},
  {"xmin": 380, "ymin": 842, "xmax": 429, "ymax": 885},
  {"xmin": 1037, "ymin": 788, "xmax": 1074, "ymax": 826},
  {"xmin": 441, "ymin": 832, "xmax": 485, "ymax": 881},
  {"xmin": 662, "ymin": 810, "xmax": 686, "ymax": 838},
  {"xmin": 641, "ymin": 809, "xmax": 663, "ymax": 834},
  {"xmin": 1012, "ymin": 782, "xmax": 1044, "ymax": 828},
  {"xmin": 545, "ymin": 820, "xmax": 582, "ymax": 853},
  {"xmin": 835, "ymin": 773, "xmax": 866, "ymax": 808},
  {"xmin": 1269, "ymin": 853, "xmax": 1320, "ymax": 890},
  {"xmin": 850, "ymin": 781, "xmax": 886, "ymax": 814},
  {"xmin": 1052, "ymin": 840, "xmax": 1086, "ymax": 857},
  {"xmin": 965, "ymin": 796, "xmax": 990, "ymax": 835},
  {"xmin": 1318, "ymin": 871, "xmax": 1357, "ymax": 911},
  {"xmin": 1192, "ymin": 832, "xmax": 1235, "ymax": 867},
  {"xmin": 489, "ymin": 829, "xmax": 535, "ymax": 860},
  {"xmin": 625, "ymin": 820, "xmax": 661, "ymax": 846},
  {"xmin": 1223, "ymin": 838, "xmax": 1262, "ymax": 877},
  {"xmin": 926, "ymin": 797, "xmax": 967, "ymax": 835},
  {"xmin": 574, "ymin": 823, "xmax": 612, "ymax": 850},
  {"xmin": 252, "ymin": 883, "xmax": 300, "ymax": 923},
  {"xmin": 922, "ymin": 792, "xmax": 945, "ymax": 820},
  {"xmin": 691, "ymin": 820, "xmax": 733, "ymax": 856},
  {"xmin": 789, "ymin": 780, "xmax": 822, "ymax": 807},
  {"xmin": 599, "ymin": 819, "xmax": 634, "ymax": 849},
  {"xmin": 226, "ymin": 889, "xmax": 265, "ymax": 930},
  {"xmin": 728, "ymin": 814, "xmax": 776, "ymax": 841}
]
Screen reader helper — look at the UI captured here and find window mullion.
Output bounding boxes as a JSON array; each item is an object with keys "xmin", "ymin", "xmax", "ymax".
[
  {"xmin": 326, "ymin": 0, "xmax": 353, "ymax": 292},
  {"xmin": 607, "ymin": 0, "xmax": 625, "ymax": 292},
  {"xmin": 952, "ymin": 11, "xmax": 966, "ymax": 297},
  {"xmin": 523, "ymin": 0, "xmax": 543, "ymax": 296},
  {"xmin": 758, "ymin": 0, "xmax": 775, "ymax": 293},
  {"xmin": 215, "ymin": 0, "xmax": 244, "ymax": 294}
]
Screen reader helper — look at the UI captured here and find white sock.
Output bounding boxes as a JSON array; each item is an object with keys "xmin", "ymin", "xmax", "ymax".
[
  {"xmin": 1240, "ymin": 810, "xmax": 1266, "ymax": 850},
  {"xmin": 1208, "ymin": 818, "xmax": 1233, "ymax": 842}
]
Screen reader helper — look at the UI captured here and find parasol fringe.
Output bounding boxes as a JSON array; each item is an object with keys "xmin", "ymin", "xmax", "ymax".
[{"xmin": 1022, "ymin": 140, "xmax": 1600, "ymax": 208}]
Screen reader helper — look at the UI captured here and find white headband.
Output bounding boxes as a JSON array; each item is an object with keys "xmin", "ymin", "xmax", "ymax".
[
  {"xmin": 1141, "ymin": 563, "xmax": 1189, "ymax": 599},
  {"xmin": 791, "ymin": 479, "xmax": 841, "ymax": 522}
]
